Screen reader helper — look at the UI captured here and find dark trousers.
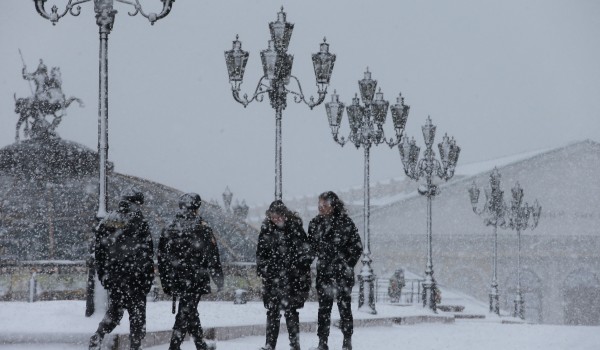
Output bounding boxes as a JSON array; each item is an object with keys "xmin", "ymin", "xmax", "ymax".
[
  {"xmin": 265, "ymin": 306, "xmax": 300, "ymax": 350},
  {"xmin": 169, "ymin": 293, "xmax": 206, "ymax": 350},
  {"xmin": 96, "ymin": 291, "xmax": 147, "ymax": 349},
  {"xmin": 317, "ymin": 287, "xmax": 353, "ymax": 342}
]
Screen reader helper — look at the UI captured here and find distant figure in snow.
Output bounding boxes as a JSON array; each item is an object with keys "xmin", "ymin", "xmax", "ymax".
[
  {"xmin": 89, "ymin": 188, "xmax": 154, "ymax": 350},
  {"xmin": 388, "ymin": 269, "xmax": 405, "ymax": 303},
  {"xmin": 308, "ymin": 191, "xmax": 362, "ymax": 350},
  {"xmin": 158, "ymin": 193, "xmax": 224, "ymax": 350},
  {"xmin": 256, "ymin": 200, "xmax": 313, "ymax": 350}
]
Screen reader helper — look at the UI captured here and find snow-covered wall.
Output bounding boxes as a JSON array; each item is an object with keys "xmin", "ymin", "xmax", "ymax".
[{"xmin": 366, "ymin": 140, "xmax": 600, "ymax": 325}]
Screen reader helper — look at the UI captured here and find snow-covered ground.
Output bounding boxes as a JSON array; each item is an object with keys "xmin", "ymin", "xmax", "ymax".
[
  {"xmin": 153, "ymin": 321, "xmax": 600, "ymax": 350},
  {"xmin": 1, "ymin": 321, "xmax": 599, "ymax": 350},
  {"xmin": 1, "ymin": 287, "xmax": 598, "ymax": 349}
]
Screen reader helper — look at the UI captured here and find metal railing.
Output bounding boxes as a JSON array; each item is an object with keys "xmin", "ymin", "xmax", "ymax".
[{"xmin": 352, "ymin": 277, "xmax": 425, "ymax": 304}]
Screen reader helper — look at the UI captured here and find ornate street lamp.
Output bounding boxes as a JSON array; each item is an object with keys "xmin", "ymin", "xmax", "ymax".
[
  {"xmin": 468, "ymin": 168, "xmax": 508, "ymax": 315},
  {"xmin": 33, "ymin": 0, "xmax": 176, "ymax": 219},
  {"xmin": 324, "ymin": 69, "xmax": 409, "ymax": 314},
  {"xmin": 506, "ymin": 183, "xmax": 541, "ymax": 319},
  {"xmin": 33, "ymin": 0, "xmax": 175, "ymax": 317},
  {"xmin": 470, "ymin": 170, "xmax": 541, "ymax": 319},
  {"xmin": 225, "ymin": 7, "xmax": 335, "ymax": 200},
  {"xmin": 399, "ymin": 117, "xmax": 460, "ymax": 312}
]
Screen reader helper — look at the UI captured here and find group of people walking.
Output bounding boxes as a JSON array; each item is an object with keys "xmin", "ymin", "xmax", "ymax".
[
  {"xmin": 89, "ymin": 189, "xmax": 223, "ymax": 350},
  {"xmin": 89, "ymin": 188, "xmax": 362, "ymax": 350}
]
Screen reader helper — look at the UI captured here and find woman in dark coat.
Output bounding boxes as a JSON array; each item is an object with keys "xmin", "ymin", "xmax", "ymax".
[
  {"xmin": 256, "ymin": 200, "xmax": 313, "ymax": 350},
  {"xmin": 308, "ymin": 191, "xmax": 362, "ymax": 350}
]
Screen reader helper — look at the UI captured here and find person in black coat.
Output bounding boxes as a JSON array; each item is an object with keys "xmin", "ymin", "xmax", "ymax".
[
  {"xmin": 158, "ymin": 193, "xmax": 224, "ymax": 350},
  {"xmin": 308, "ymin": 192, "xmax": 362, "ymax": 350},
  {"xmin": 256, "ymin": 200, "xmax": 313, "ymax": 350},
  {"xmin": 89, "ymin": 188, "xmax": 154, "ymax": 350}
]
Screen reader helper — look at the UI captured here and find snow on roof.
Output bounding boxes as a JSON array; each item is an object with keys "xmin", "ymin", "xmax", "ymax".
[
  {"xmin": 366, "ymin": 142, "xmax": 578, "ymax": 207},
  {"xmin": 454, "ymin": 147, "xmax": 552, "ymax": 177}
]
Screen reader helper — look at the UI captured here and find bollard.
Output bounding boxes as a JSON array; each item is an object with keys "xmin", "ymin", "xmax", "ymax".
[
  {"xmin": 28, "ymin": 272, "xmax": 37, "ymax": 303},
  {"xmin": 234, "ymin": 289, "xmax": 247, "ymax": 304}
]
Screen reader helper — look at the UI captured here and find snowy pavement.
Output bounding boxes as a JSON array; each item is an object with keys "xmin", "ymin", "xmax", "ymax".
[
  {"xmin": 1, "ymin": 321, "xmax": 599, "ymax": 350},
  {"xmin": 1, "ymin": 288, "xmax": 598, "ymax": 349},
  {"xmin": 152, "ymin": 321, "xmax": 600, "ymax": 350}
]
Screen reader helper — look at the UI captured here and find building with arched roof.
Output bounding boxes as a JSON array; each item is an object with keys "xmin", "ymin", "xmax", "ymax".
[
  {"xmin": 0, "ymin": 135, "xmax": 258, "ymax": 300},
  {"xmin": 254, "ymin": 140, "xmax": 600, "ymax": 325}
]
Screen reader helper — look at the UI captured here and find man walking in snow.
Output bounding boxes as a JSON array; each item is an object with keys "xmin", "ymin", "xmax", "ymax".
[
  {"xmin": 89, "ymin": 188, "xmax": 155, "ymax": 350},
  {"xmin": 308, "ymin": 191, "xmax": 362, "ymax": 350},
  {"xmin": 158, "ymin": 193, "xmax": 224, "ymax": 350}
]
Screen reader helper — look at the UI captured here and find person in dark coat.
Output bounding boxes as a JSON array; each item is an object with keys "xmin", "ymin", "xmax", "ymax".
[
  {"xmin": 308, "ymin": 192, "xmax": 362, "ymax": 350},
  {"xmin": 158, "ymin": 193, "xmax": 224, "ymax": 350},
  {"xmin": 89, "ymin": 188, "xmax": 154, "ymax": 350},
  {"xmin": 256, "ymin": 200, "xmax": 313, "ymax": 350}
]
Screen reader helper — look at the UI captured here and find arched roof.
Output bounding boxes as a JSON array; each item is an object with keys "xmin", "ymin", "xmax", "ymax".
[{"xmin": 0, "ymin": 136, "xmax": 257, "ymax": 262}]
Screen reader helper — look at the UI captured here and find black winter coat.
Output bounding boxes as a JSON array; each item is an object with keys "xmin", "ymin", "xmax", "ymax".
[
  {"xmin": 308, "ymin": 213, "xmax": 362, "ymax": 294},
  {"xmin": 95, "ymin": 208, "xmax": 155, "ymax": 297},
  {"xmin": 256, "ymin": 216, "xmax": 313, "ymax": 310},
  {"xmin": 158, "ymin": 212, "xmax": 224, "ymax": 296}
]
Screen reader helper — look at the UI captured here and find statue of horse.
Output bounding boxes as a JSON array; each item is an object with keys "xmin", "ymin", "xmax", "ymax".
[
  {"xmin": 15, "ymin": 62, "xmax": 84, "ymax": 142},
  {"xmin": 14, "ymin": 94, "xmax": 84, "ymax": 142}
]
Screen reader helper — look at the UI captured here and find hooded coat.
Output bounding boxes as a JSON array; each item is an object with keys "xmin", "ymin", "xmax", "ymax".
[
  {"xmin": 158, "ymin": 212, "xmax": 224, "ymax": 296},
  {"xmin": 256, "ymin": 215, "xmax": 313, "ymax": 310},
  {"xmin": 308, "ymin": 212, "xmax": 362, "ymax": 295},
  {"xmin": 95, "ymin": 206, "xmax": 155, "ymax": 299}
]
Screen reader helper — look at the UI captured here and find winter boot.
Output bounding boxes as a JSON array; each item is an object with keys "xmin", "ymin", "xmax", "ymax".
[
  {"xmin": 168, "ymin": 330, "xmax": 185, "ymax": 350},
  {"xmin": 194, "ymin": 339, "xmax": 217, "ymax": 350},
  {"xmin": 289, "ymin": 333, "xmax": 301, "ymax": 350},
  {"xmin": 342, "ymin": 336, "xmax": 352, "ymax": 350},
  {"xmin": 88, "ymin": 332, "xmax": 103, "ymax": 350},
  {"xmin": 259, "ymin": 346, "xmax": 274, "ymax": 350},
  {"xmin": 130, "ymin": 338, "xmax": 142, "ymax": 350}
]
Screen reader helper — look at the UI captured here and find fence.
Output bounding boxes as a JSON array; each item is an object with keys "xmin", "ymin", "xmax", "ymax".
[{"xmin": 351, "ymin": 277, "xmax": 425, "ymax": 304}]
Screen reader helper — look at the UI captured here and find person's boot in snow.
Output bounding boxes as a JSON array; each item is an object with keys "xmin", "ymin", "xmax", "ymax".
[
  {"xmin": 88, "ymin": 332, "xmax": 102, "ymax": 350},
  {"xmin": 342, "ymin": 336, "xmax": 352, "ymax": 350},
  {"xmin": 259, "ymin": 345, "xmax": 274, "ymax": 350},
  {"xmin": 194, "ymin": 339, "xmax": 217, "ymax": 350},
  {"xmin": 288, "ymin": 331, "xmax": 301, "ymax": 350},
  {"xmin": 310, "ymin": 338, "xmax": 329, "ymax": 350},
  {"xmin": 168, "ymin": 330, "xmax": 185, "ymax": 350},
  {"xmin": 130, "ymin": 335, "xmax": 142, "ymax": 350}
]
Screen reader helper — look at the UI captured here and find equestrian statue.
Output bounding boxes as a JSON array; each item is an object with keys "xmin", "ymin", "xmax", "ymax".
[{"xmin": 14, "ymin": 56, "xmax": 84, "ymax": 142}]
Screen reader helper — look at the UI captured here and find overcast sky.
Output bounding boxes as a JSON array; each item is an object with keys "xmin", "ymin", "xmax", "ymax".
[{"xmin": 1, "ymin": 0, "xmax": 599, "ymax": 207}]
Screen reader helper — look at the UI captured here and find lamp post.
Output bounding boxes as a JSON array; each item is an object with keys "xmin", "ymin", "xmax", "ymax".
[
  {"xmin": 468, "ymin": 168, "xmax": 508, "ymax": 315},
  {"xmin": 507, "ymin": 183, "xmax": 541, "ymax": 319},
  {"xmin": 33, "ymin": 0, "xmax": 175, "ymax": 317},
  {"xmin": 324, "ymin": 69, "xmax": 409, "ymax": 314},
  {"xmin": 225, "ymin": 7, "xmax": 335, "ymax": 201},
  {"xmin": 398, "ymin": 117, "xmax": 460, "ymax": 312},
  {"xmin": 33, "ymin": 0, "xmax": 175, "ymax": 219}
]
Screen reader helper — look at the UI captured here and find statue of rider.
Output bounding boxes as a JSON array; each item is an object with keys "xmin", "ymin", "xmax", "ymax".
[
  {"xmin": 22, "ymin": 59, "xmax": 50, "ymax": 104},
  {"xmin": 15, "ymin": 58, "xmax": 83, "ymax": 142}
]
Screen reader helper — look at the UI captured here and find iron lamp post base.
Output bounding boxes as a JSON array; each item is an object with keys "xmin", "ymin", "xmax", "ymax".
[
  {"xmin": 489, "ymin": 285, "xmax": 500, "ymax": 315},
  {"xmin": 513, "ymin": 294, "xmax": 525, "ymax": 320},
  {"xmin": 357, "ymin": 258, "xmax": 377, "ymax": 315},
  {"xmin": 422, "ymin": 281, "xmax": 437, "ymax": 312}
]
